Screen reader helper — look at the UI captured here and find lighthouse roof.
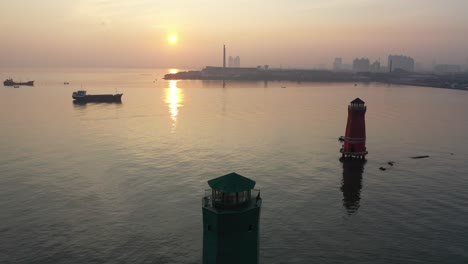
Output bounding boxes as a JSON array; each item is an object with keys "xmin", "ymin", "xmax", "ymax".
[
  {"xmin": 351, "ymin": 98, "xmax": 365, "ymax": 104},
  {"xmin": 208, "ymin": 172, "xmax": 256, "ymax": 193}
]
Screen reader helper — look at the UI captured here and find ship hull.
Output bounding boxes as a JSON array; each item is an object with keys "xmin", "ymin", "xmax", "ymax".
[
  {"xmin": 3, "ymin": 80, "xmax": 34, "ymax": 86},
  {"xmin": 73, "ymin": 94, "xmax": 123, "ymax": 102}
]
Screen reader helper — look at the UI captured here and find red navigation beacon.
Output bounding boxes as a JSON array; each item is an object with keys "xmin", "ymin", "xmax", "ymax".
[{"xmin": 340, "ymin": 98, "xmax": 368, "ymax": 159}]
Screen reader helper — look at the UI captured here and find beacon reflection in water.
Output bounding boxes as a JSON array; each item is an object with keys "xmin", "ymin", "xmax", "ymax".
[
  {"xmin": 340, "ymin": 158, "xmax": 366, "ymax": 215},
  {"xmin": 164, "ymin": 80, "xmax": 183, "ymax": 130}
]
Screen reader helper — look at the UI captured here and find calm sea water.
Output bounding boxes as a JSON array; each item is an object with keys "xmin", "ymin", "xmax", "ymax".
[{"xmin": 1, "ymin": 68, "xmax": 467, "ymax": 263}]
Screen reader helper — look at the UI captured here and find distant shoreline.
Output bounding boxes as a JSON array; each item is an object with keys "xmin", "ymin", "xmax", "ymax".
[{"xmin": 164, "ymin": 67, "xmax": 468, "ymax": 90}]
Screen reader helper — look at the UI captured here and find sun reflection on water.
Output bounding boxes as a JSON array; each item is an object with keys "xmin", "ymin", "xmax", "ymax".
[{"xmin": 165, "ymin": 80, "xmax": 183, "ymax": 131}]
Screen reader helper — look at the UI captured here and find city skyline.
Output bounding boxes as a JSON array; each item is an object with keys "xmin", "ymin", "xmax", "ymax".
[{"xmin": 1, "ymin": 0, "xmax": 468, "ymax": 68}]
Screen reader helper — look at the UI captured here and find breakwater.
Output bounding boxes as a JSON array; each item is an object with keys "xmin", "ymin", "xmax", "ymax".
[{"xmin": 164, "ymin": 66, "xmax": 468, "ymax": 90}]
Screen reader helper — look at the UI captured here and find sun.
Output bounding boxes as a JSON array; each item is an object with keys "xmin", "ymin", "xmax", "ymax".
[{"xmin": 168, "ymin": 34, "xmax": 177, "ymax": 45}]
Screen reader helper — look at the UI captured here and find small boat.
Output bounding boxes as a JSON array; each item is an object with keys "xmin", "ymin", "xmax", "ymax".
[
  {"xmin": 64, "ymin": 82, "xmax": 70, "ymax": 85},
  {"xmin": 410, "ymin": 155, "xmax": 429, "ymax": 159},
  {"xmin": 3, "ymin": 78, "xmax": 34, "ymax": 86},
  {"xmin": 13, "ymin": 85, "xmax": 19, "ymax": 88},
  {"xmin": 72, "ymin": 90, "xmax": 123, "ymax": 102}
]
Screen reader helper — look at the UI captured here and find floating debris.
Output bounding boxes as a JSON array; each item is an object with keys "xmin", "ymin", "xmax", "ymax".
[
  {"xmin": 379, "ymin": 167, "xmax": 386, "ymax": 171},
  {"xmin": 411, "ymin": 155, "xmax": 430, "ymax": 159},
  {"xmin": 387, "ymin": 161, "xmax": 395, "ymax": 166}
]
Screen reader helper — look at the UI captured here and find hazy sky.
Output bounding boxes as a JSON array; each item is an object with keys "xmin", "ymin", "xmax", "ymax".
[{"xmin": 1, "ymin": 0, "xmax": 467, "ymax": 68}]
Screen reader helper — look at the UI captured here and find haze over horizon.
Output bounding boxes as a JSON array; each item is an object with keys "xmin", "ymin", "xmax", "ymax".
[{"xmin": 1, "ymin": 0, "xmax": 468, "ymax": 69}]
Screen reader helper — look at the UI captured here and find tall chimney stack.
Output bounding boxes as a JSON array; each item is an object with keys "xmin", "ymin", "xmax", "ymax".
[{"xmin": 223, "ymin": 45, "xmax": 226, "ymax": 69}]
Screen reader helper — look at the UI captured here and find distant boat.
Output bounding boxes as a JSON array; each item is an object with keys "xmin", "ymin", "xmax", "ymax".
[
  {"xmin": 72, "ymin": 90, "xmax": 123, "ymax": 102},
  {"xmin": 13, "ymin": 85, "xmax": 19, "ymax": 88},
  {"xmin": 3, "ymin": 78, "xmax": 34, "ymax": 86},
  {"xmin": 64, "ymin": 82, "xmax": 70, "ymax": 85}
]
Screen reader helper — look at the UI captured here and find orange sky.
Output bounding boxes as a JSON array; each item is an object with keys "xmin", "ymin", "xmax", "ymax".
[{"xmin": 1, "ymin": 0, "xmax": 467, "ymax": 69}]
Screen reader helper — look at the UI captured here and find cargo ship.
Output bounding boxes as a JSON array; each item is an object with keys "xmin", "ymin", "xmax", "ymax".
[
  {"xmin": 3, "ymin": 78, "xmax": 34, "ymax": 86},
  {"xmin": 72, "ymin": 90, "xmax": 123, "ymax": 102}
]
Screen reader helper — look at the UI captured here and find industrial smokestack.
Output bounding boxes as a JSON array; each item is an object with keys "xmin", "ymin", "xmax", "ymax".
[{"xmin": 223, "ymin": 45, "xmax": 226, "ymax": 69}]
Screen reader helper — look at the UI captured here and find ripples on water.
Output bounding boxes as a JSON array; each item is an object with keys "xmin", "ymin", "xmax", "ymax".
[{"xmin": 1, "ymin": 68, "xmax": 467, "ymax": 263}]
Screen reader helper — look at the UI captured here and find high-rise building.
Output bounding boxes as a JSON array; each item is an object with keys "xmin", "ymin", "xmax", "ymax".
[
  {"xmin": 369, "ymin": 60, "xmax": 380, "ymax": 72},
  {"xmin": 234, "ymin": 56, "xmax": 240, "ymax": 68},
  {"xmin": 228, "ymin": 55, "xmax": 240, "ymax": 67},
  {"xmin": 388, "ymin": 55, "xmax": 414, "ymax": 72},
  {"xmin": 333, "ymin": 58, "xmax": 343, "ymax": 71},
  {"xmin": 352, "ymin": 58, "xmax": 370, "ymax": 72}
]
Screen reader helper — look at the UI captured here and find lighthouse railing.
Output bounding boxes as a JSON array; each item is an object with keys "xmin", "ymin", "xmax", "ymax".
[
  {"xmin": 202, "ymin": 189, "xmax": 212, "ymax": 207},
  {"xmin": 202, "ymin": 189, "xmax": 261, "ymax": 208},
  {"xmin": 349, "ymin": 105, "xmax": 367, "ymax": 111}
]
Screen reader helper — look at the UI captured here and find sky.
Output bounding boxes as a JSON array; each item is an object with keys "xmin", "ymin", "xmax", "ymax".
[{"xmin": 1, "ymin": 0, "xmax": 468, "ymax": 69}]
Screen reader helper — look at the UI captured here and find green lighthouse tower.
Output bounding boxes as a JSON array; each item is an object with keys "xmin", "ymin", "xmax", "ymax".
[{"xmin": 202, "ymin": 172, "xmax": 262, "ymax": 264}]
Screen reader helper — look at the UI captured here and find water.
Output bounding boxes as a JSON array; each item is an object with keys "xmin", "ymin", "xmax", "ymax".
[{"xmin": 1, "ymin": 68, "xmax": 467, "ymax": 263}]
